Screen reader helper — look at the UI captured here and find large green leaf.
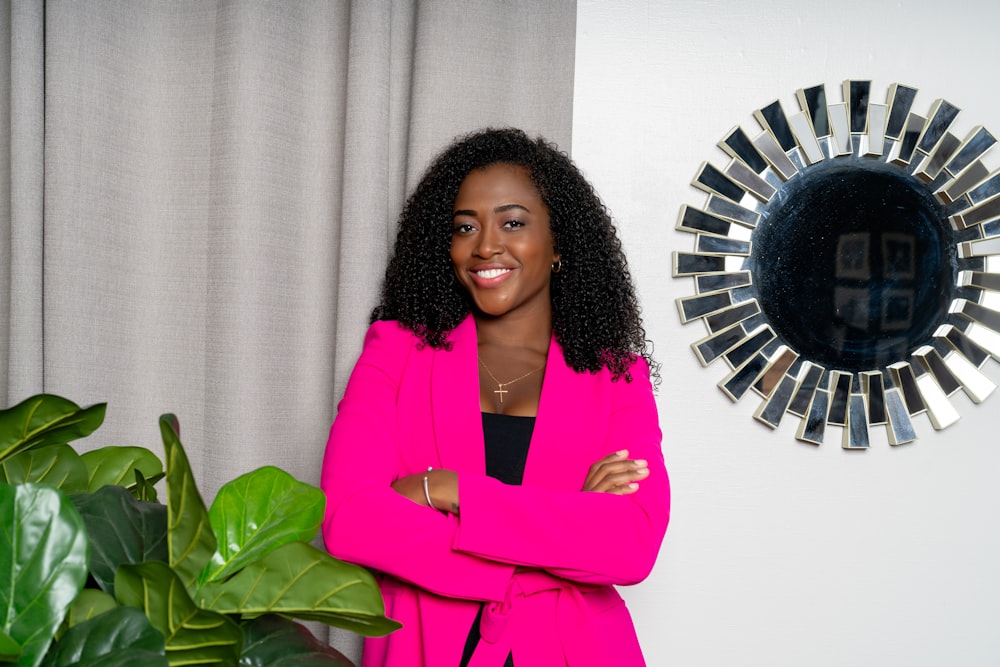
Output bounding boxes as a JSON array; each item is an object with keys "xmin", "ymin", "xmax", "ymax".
[
  {"xmin": 42, "ymin": 606, "xmax": 167, "ymax": 667},
  {"xmin": 196, "ymin": 542, "xmax": 401, "ymax": 637},
  {"xmin": 0, "ymin": 395, "xmax": 106, "ymax": 463},
  {"xmin": 63, "ymin": 589, "xmax": 118, "ymax": 629},
  {"xmin": 0, "ymin": 445, "xmax": 88, "ymax": 492},
  {"xmin": 71, "ymin": 485, "xmax": 168, "ymax": 596},
  {"xmin": 202, "ymin": 466, "xmax": 324, "ymax": 584},
  {"xmin": 80, "ymin": 446, "xmax": 163, "ymax": 493},
  {"xmin": 44, "ymin": 648, "xmax": 167, "ymax": 667},
  {"xmin": 239, "ymin": 615, "xmax": 353, "ymax": 667},
  {"xmin": 132, "ymin": 469, "xmax": 165, "ymax": 502},
  {"xmin": 158, "ymin": 415, "xmax": 216, "ymax": 593},
  {"xmin": 0, "ymin": 484, "xmax": 89, "ymax": 667},
  {"xmin": 0, "ymin": 630, "xmax": 20, "ymax": 660},
  {"xmin": 116, "ymin": 561, "xmax": 242, "ymax": 667}
]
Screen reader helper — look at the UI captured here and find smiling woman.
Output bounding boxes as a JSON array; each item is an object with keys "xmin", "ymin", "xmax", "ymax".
[
  {"xmin": 320, "ymin": 128, "xmax": 670, "ymax": 666},
  {"xmin": 450, "ymin": 164, "xmax": 560, "ymax": 331}
]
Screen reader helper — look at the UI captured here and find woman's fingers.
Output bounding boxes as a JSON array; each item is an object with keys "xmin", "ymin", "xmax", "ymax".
[{"xmin": 583, "ymin": 449, "xmax": 649, "ymax": 493}]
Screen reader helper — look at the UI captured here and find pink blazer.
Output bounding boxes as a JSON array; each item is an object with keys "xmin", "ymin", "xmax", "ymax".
[{"xmin": 321, "ymin": 317, "xmax": 670, "ymax": 667}]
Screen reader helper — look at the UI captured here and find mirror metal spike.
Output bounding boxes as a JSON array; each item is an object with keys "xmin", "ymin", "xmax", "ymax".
[
  {"xmin": 913, "ymin": 346, "xmax": 962, "ymax": 396},
  {"xmin": 677, "ymin": 290, "xmax": 733, "ymax": 323},
  {"xmin": 890, "ymin": 113, "xmax": 927, "ymax": 165},
  {"xmin": 696, "ymin": 271, "xmax": 752, "ymax": 293},
  {"xmin": 692, "ymin": 162, "xmax": 745, "ymax": 202},
  {"xmin": 938, "ymin": 323, "xmax": 992, "ymax": 368},
  {"xmin": 693, "ymin": 322, "xmax": 750, "ymax": 366},
  {"xmin": 751, "ymin": 347, "xmax": 799, "ymax": 398},
  {"xmin": 797, "ymin": 84, "xmax": 829, "ymax": 137},
  {"xmin": 916, "ymin": 99, "xmax": 961, "ymax": 156},
  {"xmin": 725, "ymin": 160, "xmax": 777, "ymax": 201},
  {"xmin": 843, "ymin": 394, "xmax": 870, "ymax": 449},
  {"xmin": 704, "ymin": 300, "xmax": 760, "ymax": 333},
  {"xmin": 677, "ymin": 205, "xmax": 732, "ymax": 236},
  {"xmin": 788, "ymin": 363, "xmax": 825, "ymax": 417},
  {"xmin": 828, "ymin": 103, "xmax": 853, "ymax": 155},
  {"xmin": 752, "ymin": 131, "xmax": 798, "ymax": 180},
  {"xmin": 885, "ymin": 84, "xmax": 918, "ymax": 140},
  {"xmin": 952, "ymin": 193, "xmax": 1000, "ymax": 229},
  {"xmin": 826, "ymin": 371, "xmax": 853, "ymax": 426},
  {"xmin": 695, "ymin": 235, "xmax": 750, "ymax": 255},
  {"xmin": 946, "ymin": 126, "xmax": 995, "ymax": 176},
  {"xmin": 942, "ymin": 349, "xmax": 996, "ymax": 403},
  {"xmin": 705, "ymin": 195, "xmax": 760, "ymax": 227},
  {"xmin": 676, "ymin": 82, "xmax": 1000, "ymax": 446},
  {"xmin": 722, "ymin": 325, "xmax": 775, "ymax": 368},
  {"xmin": 754, "ymin": 373, "xmax": 799, "ymax": 429},
  {"xmin": 861, "ymin": 371, "xmax": 887, "ymax": 426},
  {"xmin": 719, "ymin": 352, "xmax": 772, "ymax": 402},
  {"xmin": 915, "ymin": 132, "xmax": 960, "ymax": 183},
  {"xmin": 755, "ymin": 100, "xmax": 797, "ymax": 152},
  {"xmin": 939, "ymin": 161, "xmax": 989, "ymax": 205},
  {"xmin": 788, "ymin": 112, "xmax": 824, "ymax": 165},
  {"xmin": 915, "ymin": 373, "xmax": 961, "ymax": 429},
  {"xmin": 967, "ymin": 173, "xmax": 1000, "ymax": 206},
  {"xmin": 719, "ymin": 127, "xmax": 769, "ymax": 174},
  {"xmin": 796, "ymin": 386, "xmax": 830, "ymax": 445},
  {"xmin": 884, "ymin": 388, "xmax": 917, "ymax": 445},
  {"xmin": 866, "ymin": 104, "xmax": 888, "ymax": 157},
  {"xmin": 845, "ymin": 80, "xmax": 871, "ymax": 134},
  {"xmin": 888, "ymin": 362, "xmax": 927, "ymax": 415},
  {"xmin": 964, "ymin": 321, "xmax": 1000, "ymax": 361}
]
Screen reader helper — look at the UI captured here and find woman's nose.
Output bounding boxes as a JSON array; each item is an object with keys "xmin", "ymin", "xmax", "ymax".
[{"xmin": 475, "ymin": 224, "xmax": 502, "ymax": 257}]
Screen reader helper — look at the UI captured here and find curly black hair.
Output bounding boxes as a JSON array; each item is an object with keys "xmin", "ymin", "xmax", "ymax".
[{"xmin": 371, "ymin": 127, "xmax": 655, "ymax": 383}]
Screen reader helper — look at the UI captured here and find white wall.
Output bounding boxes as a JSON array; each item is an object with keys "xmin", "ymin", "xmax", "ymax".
[{"xmin": 573, "ymin": 2, "xmax": 1000, "ymax": 665}]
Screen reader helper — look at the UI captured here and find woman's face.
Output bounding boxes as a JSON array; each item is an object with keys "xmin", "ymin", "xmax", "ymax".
[{"xmin": 450, "ymin": 163, "xmax": 559, "ymax": 320}]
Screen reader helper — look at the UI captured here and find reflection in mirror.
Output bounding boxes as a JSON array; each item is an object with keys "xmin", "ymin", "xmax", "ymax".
[{"xmin": 675, "ymin": 81, "xmax": 1000, "ymax": 447}]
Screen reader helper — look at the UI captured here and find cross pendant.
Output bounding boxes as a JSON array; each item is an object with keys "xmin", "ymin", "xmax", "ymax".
[{"xmin": 494, "ymin": 386, "xmax": 508, "ymax": 404}]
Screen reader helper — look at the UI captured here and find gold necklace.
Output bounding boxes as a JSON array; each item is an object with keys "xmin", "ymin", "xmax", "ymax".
[{"xmin": 478, "ymin": 357, "xmax": 545, "ymax": 405}]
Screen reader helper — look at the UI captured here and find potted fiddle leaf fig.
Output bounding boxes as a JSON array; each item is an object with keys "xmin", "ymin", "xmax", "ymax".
[{"xmin": 0, "ymin": 393, "xmax": 399, "ymax": 667}]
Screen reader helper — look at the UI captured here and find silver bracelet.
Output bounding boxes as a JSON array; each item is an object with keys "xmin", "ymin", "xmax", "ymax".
[{"xmin": 423, "ymin": 466, "xmax": 435, "ymax": 510}]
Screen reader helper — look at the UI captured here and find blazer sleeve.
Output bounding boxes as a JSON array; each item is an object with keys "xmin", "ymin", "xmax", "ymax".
[
  {"xmin": 453, "ymin": 357, "xmax": 670, "ymax": 586},
  {"xmin": 320, "ymin": 321, "xmax": 514, "ymax": 602}
]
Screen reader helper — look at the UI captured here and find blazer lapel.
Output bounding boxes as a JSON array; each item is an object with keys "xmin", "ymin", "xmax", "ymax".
[
  {"xmin": 522, "ymin": 337, "xmax": 599, "ymax": 490},
  {"xmin": 430, "ymin": 316, "xmax": 486, "ymax": 474}
]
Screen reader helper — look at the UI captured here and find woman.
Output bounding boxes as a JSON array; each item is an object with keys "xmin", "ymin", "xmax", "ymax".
[{"xmin": 321, "ymin": 128, "xmax": 669, "ymax": 666}]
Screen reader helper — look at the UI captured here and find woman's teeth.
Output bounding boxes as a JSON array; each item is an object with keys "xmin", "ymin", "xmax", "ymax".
[{"xmin": 475, "ymin": 268, "xmax": 510, "ymax": 279}]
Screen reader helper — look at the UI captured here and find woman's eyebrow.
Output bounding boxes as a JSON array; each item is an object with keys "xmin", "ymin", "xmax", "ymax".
[{"xmin": 453, "ymin": 203, "xmax": 530, "ymax": 217}]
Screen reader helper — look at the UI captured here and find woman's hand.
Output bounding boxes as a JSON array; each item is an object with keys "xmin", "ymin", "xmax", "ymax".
[
  {"xmin": 582, "ymin": 449, "xmax": 648, "ymax": 494},
  {"xmin": 391, "ymin": 469, "xmax": 460, "ymax": 515}
]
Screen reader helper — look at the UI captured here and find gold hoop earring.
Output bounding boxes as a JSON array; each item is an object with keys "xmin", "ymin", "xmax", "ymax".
[{"xmin": 551, "ymin": 259, "xmax": 562, "ymax": 274}]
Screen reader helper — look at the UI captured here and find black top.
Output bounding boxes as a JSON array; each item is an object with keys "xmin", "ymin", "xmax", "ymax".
[
  {"xmin": 459, "ymin": 412, "xmax": 535, "ymax": 667},
  {"xmin": 482, "ymin": 412, "xmax": 534, "ymax": 485}
]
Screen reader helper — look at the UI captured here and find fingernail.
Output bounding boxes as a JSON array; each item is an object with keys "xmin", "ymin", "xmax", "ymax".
[
  {"xmin": 627, "ymin": 483, "xmax": 639, "ymax": 491},
  {"xmin": 615, "ymin": 449, "xmax": 628, "ymax": 457},
  {"xmin": 636, "ymin": 467, "xmax": 649, "ymax": 476},
  {"xmin": 634, "ymin": 459, "xmax": 647, "ymax": 467}
]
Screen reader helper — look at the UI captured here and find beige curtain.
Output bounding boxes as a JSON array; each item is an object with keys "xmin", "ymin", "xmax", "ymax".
[{"xmin": 1, "ymin": 0, "xmax": 576, "ymax": 658}]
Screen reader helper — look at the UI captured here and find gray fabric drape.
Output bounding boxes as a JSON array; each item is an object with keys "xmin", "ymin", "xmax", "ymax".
[
  {"xmin": 1, "ymin": 0, "xmax": 45, "ymax": 398},
  {"xmin": 1, "ymin": 0, "xmax": 575, "ymax": 659}
]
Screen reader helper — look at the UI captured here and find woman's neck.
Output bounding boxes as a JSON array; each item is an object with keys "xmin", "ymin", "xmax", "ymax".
[{"xmin": 472, "ymin": 308, "xmax": 552, "ymax": 353}]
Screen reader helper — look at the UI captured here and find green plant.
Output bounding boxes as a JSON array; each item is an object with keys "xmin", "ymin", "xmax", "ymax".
[{"xmin": 0, "ymin": 394, "xmax": 399, "ymax": 667}]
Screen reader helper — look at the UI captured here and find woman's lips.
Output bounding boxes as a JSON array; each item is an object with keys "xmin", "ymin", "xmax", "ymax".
[{"xmin": 469, "ymin": 266, "xmax": 513, "ymax": 287}]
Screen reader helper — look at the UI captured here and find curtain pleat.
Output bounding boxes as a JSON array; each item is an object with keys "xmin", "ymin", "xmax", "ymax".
[
  {"xmin": 1, "ymin": 0, "xmax": 45, "ymax": 405},
  {"xmin": 3, "ymin": 0, "xmax": 576, "ymax": 659}
]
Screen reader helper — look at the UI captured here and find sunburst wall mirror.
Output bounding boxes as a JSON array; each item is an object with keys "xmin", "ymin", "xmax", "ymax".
[{"xmin": 674, "ymin": 80, "xmax": 1000, "ymax": 448}]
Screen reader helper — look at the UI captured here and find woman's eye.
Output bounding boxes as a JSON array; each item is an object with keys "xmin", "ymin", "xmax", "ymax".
[
  {"xmin": 452, "ymin": 223, "xmax": 476, "ymax": 234},
  {"xmin": 503, "ymin": 219, "xmax": 525, "ymax": 229}
]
